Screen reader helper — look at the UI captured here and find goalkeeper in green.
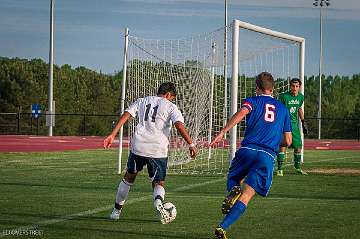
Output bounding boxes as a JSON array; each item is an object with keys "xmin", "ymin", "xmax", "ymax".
[{"xmin": 276, "ymin": 78, "xmax": 308, "ymax": 176}]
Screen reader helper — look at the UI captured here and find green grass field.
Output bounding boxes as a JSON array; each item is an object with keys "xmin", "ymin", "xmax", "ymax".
[{"xmin": 1, "ymin": 149, "xmax": 360, "ymax": 239}]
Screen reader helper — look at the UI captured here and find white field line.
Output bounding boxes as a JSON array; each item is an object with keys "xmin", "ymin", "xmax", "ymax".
[
  {"xmin": 283, "ymin": 156, "xmax": 360, "ymax": 168},
  {"xmin": 0, "ymin": 177, "xmax": 225, "ymax": 237}
]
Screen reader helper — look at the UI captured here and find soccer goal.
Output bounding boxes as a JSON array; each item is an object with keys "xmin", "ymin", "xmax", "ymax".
[
  {"xmin": 229, "ymin": 20, "xmax": 305, "ymax": 161},
  {"xmin": 118, "ymin": 19, "xmax": 305, "ymax": 175}
]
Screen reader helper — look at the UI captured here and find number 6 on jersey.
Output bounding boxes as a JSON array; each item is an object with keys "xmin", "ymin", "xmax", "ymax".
[{"xmin": 265, "ymin": 104, "xmax": 275, "ymax": 122}]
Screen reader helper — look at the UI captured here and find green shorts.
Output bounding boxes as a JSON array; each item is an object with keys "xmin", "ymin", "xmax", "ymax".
[{"xmin": 291, "ymin": 123, "xmax": 303, "ymax": 149}]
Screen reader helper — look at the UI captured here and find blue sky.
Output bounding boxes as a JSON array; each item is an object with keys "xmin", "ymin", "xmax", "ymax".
[{"xmin": 0, "ymin": 0, "xmax": 359, "ymax": 76}]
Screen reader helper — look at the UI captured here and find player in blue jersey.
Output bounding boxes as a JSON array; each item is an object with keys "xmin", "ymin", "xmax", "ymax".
[{"xmin": 210, "ymin": 72, "xmax": 292, "ymax": 239}]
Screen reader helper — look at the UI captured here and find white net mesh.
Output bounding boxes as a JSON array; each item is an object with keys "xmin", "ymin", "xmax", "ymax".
[
  {"xmin": 122, "ymin": 22, "xmax": 302, "ymax": 175},
  {"xmin": 235, "ymin": 26, "xmax": 301, "ymax": 139}
]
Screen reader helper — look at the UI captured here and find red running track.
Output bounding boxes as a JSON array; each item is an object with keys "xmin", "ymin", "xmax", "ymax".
[
  {"xmin": 304, "ymin": 139, "xmax": 360, "ymax": 150},
  {"xmin": 0, "ymin": 135, "xmax": 359, "ymax": 153},
  {"xmin": 0, "ymin": 135, "xmax": 129, "ymax": 152}
]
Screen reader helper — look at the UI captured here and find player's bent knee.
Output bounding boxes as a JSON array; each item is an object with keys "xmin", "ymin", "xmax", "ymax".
[
  {"xmin": 294, "ymin": 148, "xmax": 302, "ymax": 153},
  {"xmin": 124, "ymin": 171, "xmax": 137, "ymax": 184}
]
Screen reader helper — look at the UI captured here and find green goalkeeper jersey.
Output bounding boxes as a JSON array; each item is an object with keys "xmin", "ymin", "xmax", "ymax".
[{"xmin": 278, "ymin": 91, "xmax": 304, "ymax": 123}]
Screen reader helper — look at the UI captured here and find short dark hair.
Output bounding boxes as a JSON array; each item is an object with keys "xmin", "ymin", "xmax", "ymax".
[
  {"xmin": 157, "ymin": 82, "xmax": 177, "ymax": 96},
  {"xmin": 290, "ymin": 78, "xmax": 302, "ymax": 85},
  {"xmin": 256, "ymin": 72, "xmax": 274, "ymax": 91}
]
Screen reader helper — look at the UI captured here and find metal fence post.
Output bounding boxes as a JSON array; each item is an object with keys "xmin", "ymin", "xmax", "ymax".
[
  {"xmin": 36, "ymin": 117, "xmax": 39, "ymax": 135},
  {"xmin": 17, "ymin": 112, "xmax": 20, "ymax": 135},
  {"xmin": 83, "ymin": 114, "xmax": 86, "ymax": 136},
  {"xmin": 30, "ymin": 116, "xmax": 33, "ymax": 134}
]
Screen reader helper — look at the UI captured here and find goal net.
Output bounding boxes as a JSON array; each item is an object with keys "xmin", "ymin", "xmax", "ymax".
[{"xmin": 118, "ymin": 20, "xmax": 305, "ymax": 175}]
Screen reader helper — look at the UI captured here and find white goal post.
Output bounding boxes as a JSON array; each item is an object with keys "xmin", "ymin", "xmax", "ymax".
[
  {"xmin": 229, "ymin": 19, "xmax": 305, "ymax": 161},
  {"xmin": 117, "ymin": 20, "xmax": 305, "ymax": 175}
]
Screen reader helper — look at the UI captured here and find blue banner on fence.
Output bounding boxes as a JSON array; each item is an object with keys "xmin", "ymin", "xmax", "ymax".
[{"xmin": 31, "ymin": 104, "xmax": 41, "ymax": 119}]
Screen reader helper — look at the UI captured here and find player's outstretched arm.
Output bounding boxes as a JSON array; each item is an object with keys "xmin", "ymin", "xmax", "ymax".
[
  {"xmin": 103, "ymin": 112, "xmax": 132, "ymax": 149},
  {"xmin": 174, "ymin": 121, "xmax": 197, "ymax": 158},
  {"xmin": 210, "ymin": 108, "xmax": 249, "ymax": 147}
]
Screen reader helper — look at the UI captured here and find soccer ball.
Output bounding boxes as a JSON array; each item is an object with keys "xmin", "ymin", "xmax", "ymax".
[{"xmin": 163, "ymin": 202, "xmax": 177, "ymax": 221}]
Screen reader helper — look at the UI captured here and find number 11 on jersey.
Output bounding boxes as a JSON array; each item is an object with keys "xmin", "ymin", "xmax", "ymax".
[{"xmin": 145, "ymin": 104, "xmax": 159, "ymax": 122}]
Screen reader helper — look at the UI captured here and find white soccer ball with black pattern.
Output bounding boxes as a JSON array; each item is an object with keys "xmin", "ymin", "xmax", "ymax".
[{"xmin": 163, "ymin": 202, "xmax": 177, "ymax": 221}]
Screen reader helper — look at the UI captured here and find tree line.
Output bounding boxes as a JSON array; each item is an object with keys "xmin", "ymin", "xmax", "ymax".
[
  {"xmin": 0, "ymin": 56, "xmax": 359, "ymax": 138},
  {"xmin": 0, "ymin": 57, "xmax": 121, "ymax": 135},
  {"xmin": 302, "ymin": 74, "xmax": 360, "ymax": 139}
]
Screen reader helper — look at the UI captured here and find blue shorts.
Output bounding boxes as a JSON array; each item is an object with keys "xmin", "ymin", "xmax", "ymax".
[
  {"xmin": 126, "ymin": 152, "xmax": 168, "ymax": 182},
  {"xmin": 227, "ymin": 146, "xmax": 275, "ymax": 197}
]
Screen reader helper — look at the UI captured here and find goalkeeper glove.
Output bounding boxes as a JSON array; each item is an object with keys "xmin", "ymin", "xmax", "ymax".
[{"xmin": 301, "ymin": 120, "xmax": 308, "ymax": 135}]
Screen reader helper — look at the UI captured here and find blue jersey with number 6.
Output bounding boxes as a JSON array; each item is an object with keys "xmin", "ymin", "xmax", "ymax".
[{"xmin": 241, "ymin": 95, "xmax": 291, "ymax": 154}]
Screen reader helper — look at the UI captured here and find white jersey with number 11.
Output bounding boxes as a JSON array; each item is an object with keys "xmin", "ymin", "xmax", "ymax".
[{"xmin": 125, "ymin": 96, "xmax": 184, "ymax": 158}]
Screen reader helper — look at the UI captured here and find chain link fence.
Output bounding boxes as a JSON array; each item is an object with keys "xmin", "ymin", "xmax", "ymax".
[
  {"xmin": 0, "ymin": 112, "xmax": 120, "ymax": 136},
  {"xmin": 0, "ymin": 113, "xmax": 359, "ymax": 140}
]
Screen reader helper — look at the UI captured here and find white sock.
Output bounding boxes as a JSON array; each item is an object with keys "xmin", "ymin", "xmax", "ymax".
[
  {"xmin": 115, "ymin": 179, "xmax": 132, "ymax": 206},
  {"xmin": 153, "ymin": 184, "xmax": 165, "ymax": 208}
]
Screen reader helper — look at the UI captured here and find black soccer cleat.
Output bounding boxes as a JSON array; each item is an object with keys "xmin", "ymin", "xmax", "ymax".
[
  {"xmin": 214, "ymin": 226, "xmax": 228, "ymax": 239},
  {"xmin": 221, "ymin": 186, "xmax": 242, "ymax": 214}
]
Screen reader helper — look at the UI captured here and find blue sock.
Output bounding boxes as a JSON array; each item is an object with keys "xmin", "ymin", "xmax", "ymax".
[{"xmin": 220, "ymin": 201, "xmax": 247, "ymax": 230}]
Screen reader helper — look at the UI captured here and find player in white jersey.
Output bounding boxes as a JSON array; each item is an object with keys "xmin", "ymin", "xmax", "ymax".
[{"xmin": 103, "ymin": 82, "xmax": 197, "ymax": 224}]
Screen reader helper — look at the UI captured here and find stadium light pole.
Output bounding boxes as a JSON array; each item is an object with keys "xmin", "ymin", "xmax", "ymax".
[
  {"xmin": 313, "ymin": 0, "xmax": 330, "ymax": 140},
  {"xmin": 48, "ymin": 0, "xmax": 55, "ymax": 136}
]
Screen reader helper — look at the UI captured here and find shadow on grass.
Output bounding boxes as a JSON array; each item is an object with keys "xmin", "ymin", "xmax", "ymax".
[{"xmin": 43, "ymin": 223, "xmax": 209, "ymax": 239}]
